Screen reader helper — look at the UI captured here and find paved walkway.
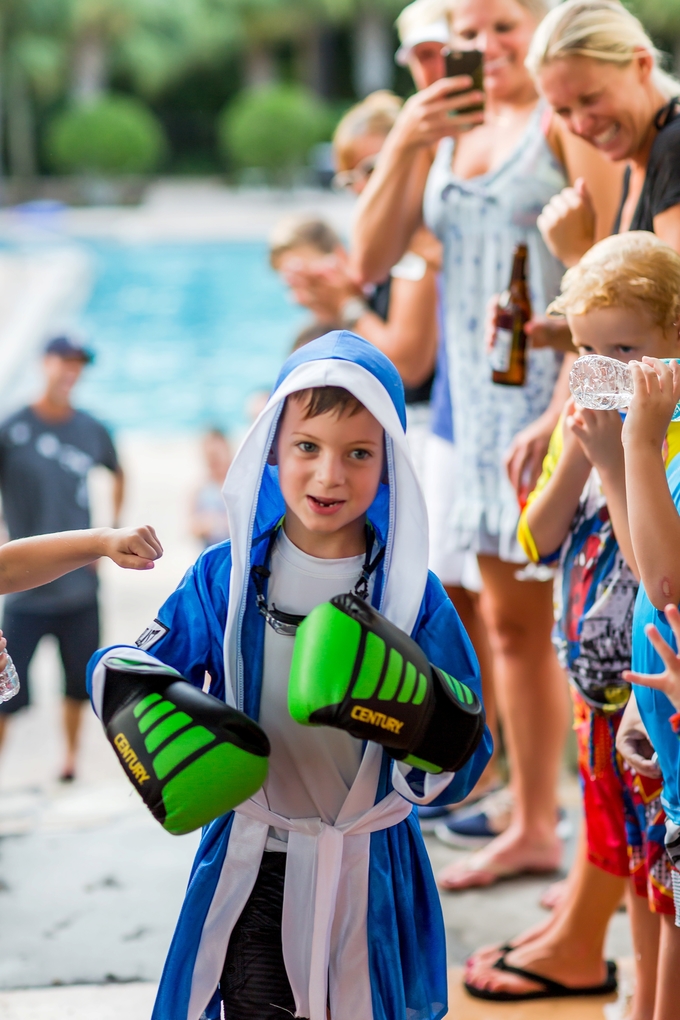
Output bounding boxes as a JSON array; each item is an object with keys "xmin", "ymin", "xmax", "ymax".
[
  {"xmin": 0, "ymin": 180, "xmax": 357, "ymax": 243},
  {"xmin": 0, "ymin": 433, "xmax": 633, "ymax": 1019},
  {"xmin": 0, "ymin": 966, "xmax": 632, "ymax": 1019}
]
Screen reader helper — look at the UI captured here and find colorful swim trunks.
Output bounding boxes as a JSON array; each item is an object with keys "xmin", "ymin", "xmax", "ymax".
[
  {"xmin": 572, "ymin": 686, "xmax": 676, "ymax": 913},
  {"xmin": 624, "ymin": 768, "xmax": 675, "ymax": 915},
  {"xmin": 572, "ymin": 688, "xmax": 629, "ymax": 878}
]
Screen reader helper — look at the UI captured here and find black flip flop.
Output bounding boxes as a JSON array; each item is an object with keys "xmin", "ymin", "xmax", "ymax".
[
  {"xmin": 465, "ymin": 941, "xmax": 514, "ymax": 969},
  {"xmin": 465, "ymin": 954, "xmax": 618, "ymax": 1002}
]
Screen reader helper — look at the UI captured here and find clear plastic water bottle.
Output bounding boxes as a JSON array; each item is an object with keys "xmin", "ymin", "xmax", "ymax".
[
  {"xmin": 570, "ymin": 355, "xmax": 680, "ymax": 421},
  {"xmin": 0, "ymin": 655, "xmax": 19, "ymax": 703}
]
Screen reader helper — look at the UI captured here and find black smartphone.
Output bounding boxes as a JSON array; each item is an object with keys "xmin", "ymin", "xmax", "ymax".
[{"xmin": 443, "ymin": 49, "xmax": 484, "ymax": 114}]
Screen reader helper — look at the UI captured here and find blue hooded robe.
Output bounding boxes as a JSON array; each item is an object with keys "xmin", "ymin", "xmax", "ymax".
[{"xmin": 88, "ymin": 332, "xmax": 492, "ymax": 1020}]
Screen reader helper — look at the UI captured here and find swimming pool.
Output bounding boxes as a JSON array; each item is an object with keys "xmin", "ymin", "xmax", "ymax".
[{"xmin": 76, "ymin": 241, "xmax": 306, "ymax": 435}]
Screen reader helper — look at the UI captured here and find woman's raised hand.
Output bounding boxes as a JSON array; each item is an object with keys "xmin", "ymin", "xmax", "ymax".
[
  {"xmin": 390, "ymin": 75, "xmax": 485, "ymax": 152},
  {"xmin": 484, "ymin": 296, "xmax": 575, "ymax": 354},
  {"xmin": 537, "ymin": 177, "xmax": 595, "ymax": 268},
  {"xmin": 504, "ymin": 410, "xmax": 555, "ymax": 505}
]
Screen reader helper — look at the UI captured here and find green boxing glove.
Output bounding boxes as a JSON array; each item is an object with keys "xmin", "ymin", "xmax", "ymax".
[
  {"xmin": 100, "ymin": 656, "xmax": 270, "ymax": 834},
  {"xmin": 289, "ymin": 593, "xmax": 485, "ymax": 774}
]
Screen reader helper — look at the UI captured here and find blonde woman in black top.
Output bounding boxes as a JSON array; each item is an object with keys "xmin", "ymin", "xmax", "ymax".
[{"xmin": 532, "ymin": 0, "xmax": 680, "ymax": 262}]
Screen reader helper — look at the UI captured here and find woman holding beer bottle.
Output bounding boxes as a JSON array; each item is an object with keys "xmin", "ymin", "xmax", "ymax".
[{"xmin": 352, "ymin": 0, "xmax": 622, "ymax": 888}]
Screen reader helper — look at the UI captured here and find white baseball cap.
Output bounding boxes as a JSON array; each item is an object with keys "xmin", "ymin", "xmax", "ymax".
[{"xmin": 395, "ymin": 0, "xmax": 450, "ymax": 66}]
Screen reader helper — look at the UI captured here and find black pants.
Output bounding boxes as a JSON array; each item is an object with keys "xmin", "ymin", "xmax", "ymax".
[
  {"xmin": 221, "ymin": 851, "xmax": 304, "ymax": 1019},
  {"xmin": 0, "ymin": 603, "xmax": 99, "ymax": 714}
]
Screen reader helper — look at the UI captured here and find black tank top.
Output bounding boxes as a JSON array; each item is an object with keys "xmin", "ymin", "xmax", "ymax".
[{"xmin": 613, "ymin": 99, "xmax": 680, "ymax": 234}]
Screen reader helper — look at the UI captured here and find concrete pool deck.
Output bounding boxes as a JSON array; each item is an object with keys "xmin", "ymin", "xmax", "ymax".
[
  {"xmin": 0, "ymin": 966, "xmax": 632, "ymax": 1019},
  {"xmin": 0, "ymin": 180, "xmax": 634, "ymax": 1014},
  {"xmin": 0, "ymin": 433, "xmax": 633, "ymax": 1016},
  {"xmin": 0, "ymin": 180, "xmax": 357, "ymax": 243}
]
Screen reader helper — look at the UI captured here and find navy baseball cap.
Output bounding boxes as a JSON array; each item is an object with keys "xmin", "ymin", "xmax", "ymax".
[{"xmin": 44, "ymin": 336, "xmax": 94, "ymax": 363}]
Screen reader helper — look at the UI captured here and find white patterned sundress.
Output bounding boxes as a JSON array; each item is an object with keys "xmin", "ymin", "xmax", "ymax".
[{"xmin": 424, "ymin": 102, "xmax": 568, "ymax": 562}]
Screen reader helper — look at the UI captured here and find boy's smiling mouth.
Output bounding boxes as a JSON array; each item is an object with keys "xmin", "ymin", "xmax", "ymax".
[{"xmin": 307, "ymin": 494, "xmax": 346, "ymax": 515}]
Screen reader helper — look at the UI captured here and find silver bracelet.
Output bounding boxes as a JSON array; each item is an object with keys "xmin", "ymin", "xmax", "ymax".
[{"xmin": 340, "ymin": 296, "xmax": 369, "ymax": 328}]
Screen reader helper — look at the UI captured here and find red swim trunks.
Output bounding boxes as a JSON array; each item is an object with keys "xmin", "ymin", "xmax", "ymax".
[
  {"xmin": 624, "ymin": 769, "xmax": 675, "ymax": 915},
  {"xmin": 572, "ymin": 688, "xmax": 629, "ymax": 878},
  {"xmin": 572, "ymin": 688, "xmax": 675, "ymax": 914}
]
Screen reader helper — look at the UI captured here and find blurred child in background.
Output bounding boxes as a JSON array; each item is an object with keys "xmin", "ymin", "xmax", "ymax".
[{"xmin": 190, "ymin": 429, "xmax": 232, "ymax": 549}]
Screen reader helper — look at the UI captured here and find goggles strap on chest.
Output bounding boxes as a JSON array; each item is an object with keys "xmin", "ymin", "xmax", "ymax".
[{"xmin": 251, "ymin": 520, "xmax": 384, "ymax": 635}]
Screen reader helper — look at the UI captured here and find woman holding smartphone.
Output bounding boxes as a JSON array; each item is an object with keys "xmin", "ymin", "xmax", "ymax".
[{"xmin": 352, "ymin": 0, "xmax": 621, "ymax": 890}]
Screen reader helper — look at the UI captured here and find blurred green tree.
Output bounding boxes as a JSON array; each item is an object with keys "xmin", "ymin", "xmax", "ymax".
[
  {"xmin": 0, "ymin": 0, "xmax": 245, "ymax": 175},
  {"xmin": 68, "ymin": 0, "xmax": 244, "ymax": 100},
  {"xmin": 226, "ymin": 0, "xmax": 405, "ymax": 96},
  {"xmin": 626, "ymin": 0, "xmax": 680, "ymax": 68},
  {"xmin": 0, "ymin": 0, "xmax": 411, "ymax": 177},
  {"xmin": 0, "ymin": 0, "xmax": 70, "ymax": 175},
  {"xmin": 45, "ymin": 92, "xmax": 166, "ymax": 172},
  {"xmin": 218, "ymin": 82, "xmax": 330, "ymax": 180}
]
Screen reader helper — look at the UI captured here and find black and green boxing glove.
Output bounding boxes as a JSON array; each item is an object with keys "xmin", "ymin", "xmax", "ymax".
[
  {"xmin": 99, "ymin": 655, "xmax": 270, "ymax": 834},
  {"xmin": 288, "ymin": 593, "xmax": 484, "ymax": 774}
]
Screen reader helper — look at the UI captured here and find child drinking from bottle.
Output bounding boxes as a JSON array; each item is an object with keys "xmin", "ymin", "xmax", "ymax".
[{"xmin": 465, "ymin": 232, "xmax": 680, "ymax": 1012}]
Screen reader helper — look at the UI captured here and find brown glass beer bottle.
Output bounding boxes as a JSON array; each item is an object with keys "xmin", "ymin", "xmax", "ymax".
[{"xmin": 490, "ymin": 243, "xmax": 531, "ymax": 386}]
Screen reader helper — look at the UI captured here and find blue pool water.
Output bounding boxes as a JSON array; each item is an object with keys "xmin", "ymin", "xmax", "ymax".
[{"xmin": 75, "ymin": 241, "xmax": 306, "ymax": 435}]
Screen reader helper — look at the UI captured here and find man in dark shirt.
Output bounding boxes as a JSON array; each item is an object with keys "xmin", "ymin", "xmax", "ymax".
[{"xmin": 0, "ymin": 336, "xmax": 124, "ymax": 780}]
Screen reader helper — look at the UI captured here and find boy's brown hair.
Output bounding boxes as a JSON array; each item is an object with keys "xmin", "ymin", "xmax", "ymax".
[
  {"xmin": 549, "ymin": 231, "xmax": 680, "ymax": 331},
  {"xmin": 290, "ymin": 322, "xmax": 342, "ymax": 353},
  {"xmin": 289, "ymin": 386, "xmax": 365, "ymax": 420},
  {"xmin": 269, "ymin": 216, "xmax": 341, "ymax": 269}
]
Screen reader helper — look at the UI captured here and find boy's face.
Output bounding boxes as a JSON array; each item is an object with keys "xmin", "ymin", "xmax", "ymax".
[
  {"xmin": 568, "ymin": 304, "xmax": 680, "ymax": 364},
  {"xmin": 275, "ymin": 397, "xmax": 384, "ymax": 550}
]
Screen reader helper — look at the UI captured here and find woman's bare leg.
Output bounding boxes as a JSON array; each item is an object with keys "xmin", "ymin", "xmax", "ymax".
[
  {"xmin": 465, "ymin": 859, "xmax": 625, "ymax": 995},
  {"xmin": 466, "ymin": 830, "xmax": 588, "ymax": 972},
  {"xmin": 445, "ymin": 583, "xmax": 500, "ymax": 793},
  {"xmin": 439, "ymin": 556, "xmax": 569, "ymax": 888}
]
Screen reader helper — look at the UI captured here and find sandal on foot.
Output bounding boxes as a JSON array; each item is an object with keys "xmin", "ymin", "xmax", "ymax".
[{"xmin": 464, "ymin": 955, "xmax": 618, "ymax": 1002}]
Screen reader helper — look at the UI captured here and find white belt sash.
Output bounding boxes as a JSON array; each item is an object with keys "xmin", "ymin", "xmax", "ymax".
[{"xmin": 187, "ymin": 745, "xmax": 412, "ymax": 1020}]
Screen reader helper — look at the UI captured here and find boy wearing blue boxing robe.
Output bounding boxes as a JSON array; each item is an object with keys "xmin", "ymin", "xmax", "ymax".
[{"xmin": 88, "ymin": 332, "xmax": 492, "ymax": 1020}]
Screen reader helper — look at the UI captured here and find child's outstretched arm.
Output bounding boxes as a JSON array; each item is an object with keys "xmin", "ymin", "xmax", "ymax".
[
  {"xmin": 623, "ymin": 358, "xmax": 680, "ymax": 609},
  {"xmin": 624, "ymin": 603, "xmax": 680, "ymax": 715},
  {"xmin": 522, "ymin": 399, "xmax": 591, "ymax": 559},
  {"xmin": 0, "ymin": 526, "xmax": 163, "ymax": 595}
]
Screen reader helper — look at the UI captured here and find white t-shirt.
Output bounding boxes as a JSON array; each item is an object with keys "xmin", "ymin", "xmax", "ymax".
[{"xmin": 259, "ymin": 528, "xmax": 369, "ymax": 850}]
